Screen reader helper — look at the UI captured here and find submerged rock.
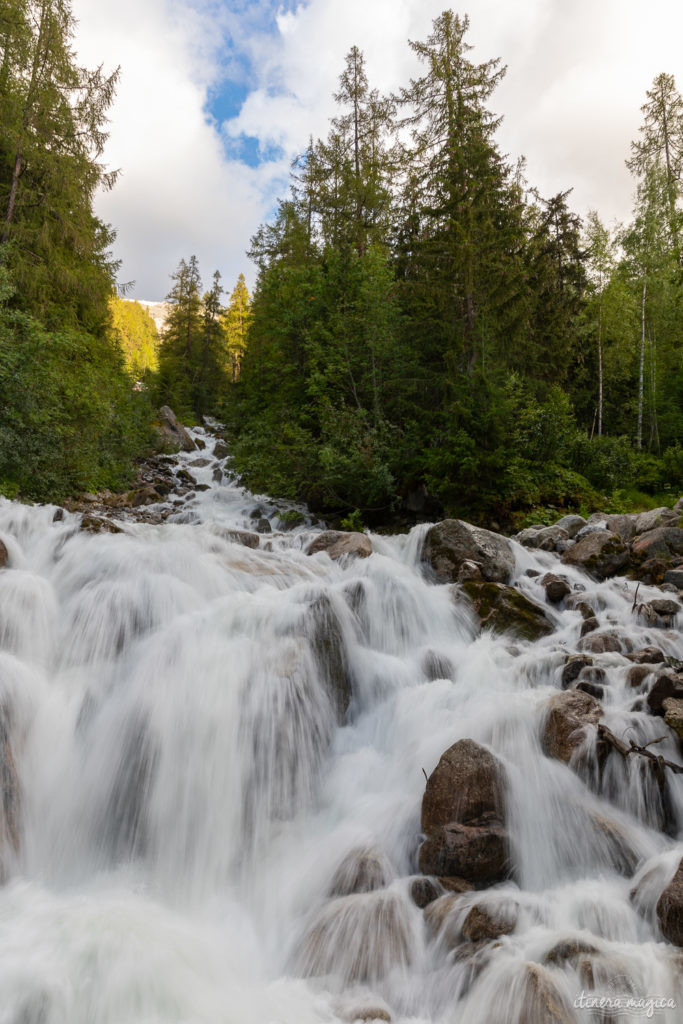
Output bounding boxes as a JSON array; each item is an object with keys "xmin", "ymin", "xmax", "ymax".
[
  {"xmin": 307, "ymin": 594, "xmax": 353, "ymax": 725},
  {"xmin": 459, "ymin": 582, "xmax": 554, "ymax": 641},
  {"xmin": 306, "ymin": 531, "xmax": 372, "ymax": 561},
  {"xmin": 561, "ymin": 531, "xmax": 629, "ymax": 579},
  {"xmin": 422, "ymin": 519, "xmax": 514, "ymax": 584},
  {"xmin": 542, "ymin": 690, "xmax": 602, "ymax": 764},
  {"xmin": 461, "ymin": 900, "xmax": 518, "ymax": 942},
  {"xmin": 0, "ymin": 704, "xmax": 20, "ymax": 877},
  {"xmin": 657, "ymin": 858, "xmax": 683, "ymax": 945},
  {"xmin": 419, "ymin": 822, "xmax": 509, "ymax": 887},
  {"xmin": 328, "ymin": 846, "xmax": 392, "ymax": 897}
]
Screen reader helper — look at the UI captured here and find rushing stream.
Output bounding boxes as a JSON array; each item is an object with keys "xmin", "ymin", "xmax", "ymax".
[{"xmin": 0, "ymin": 426, "xmax": 681, "ymax": 1024}]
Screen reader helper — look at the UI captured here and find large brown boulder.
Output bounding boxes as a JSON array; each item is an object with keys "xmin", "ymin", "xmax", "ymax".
[
  {"xmin": 156, "ymin": 406, "xmax": 196, "ymax": 452},
  {"xmin": 422, "ymin": 739, "xmax": 505, "ymax": 834},
  {"xmin": 561, "ymin": 531, "xmax": 629, "ymax": 579},
  {"xmin": 420, "ymin": 739, "xmax": 509, "ymax": 886},
  {"xmin": 423, "ymin": 520, "xmax": 514, "ymax": 584},
  {"xmin": 657, "ymin": 858, "xmax": 683, "ymax": 946},
  {"xmin": 631, "ymin": 526, "xmax": 683, "ymax": 562},
  {"xmin": 542, "ymin": 690, "xmax": 602, "ymax": 764},
  {"xmin": 636, "ymin": 507, "xmax": 680, "ymax": 534},
  {"xmin": 306, "ymin": 531, "xmax": 372, "ymax": 561},
  {"xmin": 459, "ymin": 582, "xmax": 554, "ymax": 642}
]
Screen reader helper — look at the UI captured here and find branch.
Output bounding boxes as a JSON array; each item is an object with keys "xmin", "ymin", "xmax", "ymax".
[{"xmin": 598, "ymin": 724, "xmax": 683, "ymax": 779}]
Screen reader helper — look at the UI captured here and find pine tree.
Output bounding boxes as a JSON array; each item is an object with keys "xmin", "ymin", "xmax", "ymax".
[
  {"xmin": 223, "ymin": 273, "xmax": 251, "ymax": 382},
  {"xmin": 157, "ymin": 256, "xmax": 203, "ymax": 419}
]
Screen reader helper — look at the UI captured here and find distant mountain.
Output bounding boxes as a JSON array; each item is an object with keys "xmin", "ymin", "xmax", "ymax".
[{"xmin": 136, "ymin": 300, "xmax": 171, "ymax": 334}]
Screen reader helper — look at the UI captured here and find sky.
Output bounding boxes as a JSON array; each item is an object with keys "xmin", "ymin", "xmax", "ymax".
[{"xmin": 71, "ymin": 0, "xmax": 683, "ymax": 301}]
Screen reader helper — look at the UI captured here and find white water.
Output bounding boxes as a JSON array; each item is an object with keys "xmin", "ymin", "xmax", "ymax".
[{"xmin": 0, "ymin": 427, "xmax": 681, "ymax": 1024}]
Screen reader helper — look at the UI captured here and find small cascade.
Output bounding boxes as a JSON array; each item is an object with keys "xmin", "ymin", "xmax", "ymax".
[{"xmin": 0, "ymin": 423, "xmax": 680, "ymax": 1022}]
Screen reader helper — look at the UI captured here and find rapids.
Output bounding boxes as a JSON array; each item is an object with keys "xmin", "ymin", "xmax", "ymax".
[{"xmin": 0, "ymin": 425, "xmax": 680, "ymax": 1024}]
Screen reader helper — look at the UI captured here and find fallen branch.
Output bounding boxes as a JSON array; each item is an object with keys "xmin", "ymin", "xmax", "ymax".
[{"xmin": 598, "ymin": 724, "xmax": 683, "ymax": 779}]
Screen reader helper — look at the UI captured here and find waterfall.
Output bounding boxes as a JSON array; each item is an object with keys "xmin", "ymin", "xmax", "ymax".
[{"xmin": 0, "ymin": 426, "xmax": 680, "ymax": 1024}]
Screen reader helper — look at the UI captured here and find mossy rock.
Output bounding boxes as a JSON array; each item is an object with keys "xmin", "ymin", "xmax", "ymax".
[{"xmin": 460, "ymin": 582, "xmax": 554, "ymax": 641}]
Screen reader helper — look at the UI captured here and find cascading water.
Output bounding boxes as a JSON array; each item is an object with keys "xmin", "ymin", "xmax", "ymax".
[{"xmin": 0, "ymin": 426, "xmax": 680, "ymax": 1024}]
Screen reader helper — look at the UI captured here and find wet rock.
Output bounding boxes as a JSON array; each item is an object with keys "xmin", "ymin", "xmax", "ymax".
[
  {"xmin": 542, "ymin": 690, "xmax": 602, "ymax": 764},
  {"xmin": 188, "ymin": 457, "xmax": 211, "ymax": 468},
  {"xmin": 419, "ymin": 822, "xmax": 509, "ymax": 886},
  {"xmin": 80, "ymin": 516, "xmax": 123, "ymax": 535},
  {"xmin": 328, "ymin": 846, "xmax": 392, "ymax": 897},
  {"xmin": 296, "ymin": 891, "xmax": 412, "ymax": 984},
  {"xmin": 590, "ymin": 811, "xmax": 640, "ymax": 875},
  {"xmin": 580, "ymin": 616, "xmax": 599, "ymax": 637},
  {"xmin": 544, "ymin": 937, "xmax": 599, "ymax": 966},
  {"xmin": 561, "ymin": 655, "xmax": 594, "ymax": 689},
  {"xmin": 127, "ymin": 485, "xmax": 161, "ymax": 507},
  {"xmin": 626, "ymin": 647, "xmax": 666, "ymax": 665},
  {"xmin": 647, "ymin": 674, "xmax": 683, "ymax": 716},
  {"xmin": 176, "ymin": 468, "xmax": 195, "ymax": 486},
  {"xmin": 194, "ymin": 436, "xmax": 206, "ymax": 450},
  {"xmin": 657, "ymin": 859, "xmax": 683, "ymax": 945},
  {"xmin": 579, "ymin": 630, "xmax": 629, "ymax": 654},
  {"xmin": 663, "ymin": 697, "xmax": 683, "ymax": 738},
  {"xmin": 421, "ymin": 739, "xmax": 506, "ymax": 834},
  {"xmin": 459, "ymin": 582, "xmax": 554, "ymax": 642},
  {"xmin": 423, "ymin": 519, "xmax": 514, "ymax": 584},
  {"xmin": 632, "ymin": 527, "xmax": 683, "ymax": 562},
  {"xmin": 306, "ymin": 531, "xmax": 372, "ymax": 561},
  {"xmin": 438, "ymin": 875, "xmax": 476, "ymax": 894},
  {"xmin": 649, "ymin": 598, "xmax": 681, "ymax": 616},
  {"xmin": 308, "ymin": 594, "xmax": 352, "ymax": 725},
  {"xmin": 422, "ymin": 650, "xmax": 454, "ymax": 681},
  {"xmin": 519, "ymin": 964, "xmax": 574, "ymax": 1024},
  {"xmin": 212, "ymin": 468, "xmax": 223, "ymax": 483},
  {"xmin": 561, "ymin": 530, "xmax": 629, "ymax": 579},
  {"xmin": 541, "ymin": 573, "xmax": 571, "ymax": 604},
  {"xmin": 554, "ymin": 514, "xmax": 587, "ymax": 538},
  {"xmin": 213, "ymin": 439, "xmax": 229, "ymax": 459},
  {"xmin": 575, "ymin": 680, "xmax": 604, "ymax": 700},
  {"xmin": 564, "ymin": 595, "xmax": 595, "ymax": 619},
  {"xmin": 521, "ymin": 525, "xmax": 569, "ymax": 552},
  {"xmin": 0, "ymin": 704, "xmax": 20, "ymax": 876},
  {"xmin": 664, "ymin": 568, "xmax": 683, "ymax": 588},
  {"xmin": 605, "ymin": 514, "xmax": 638, "ymax": 541},
  {"xmin": 254, "ymin": 518, "xmax": 272, "ymax": 534},
  {"xmin": 456, "ymin": 559, "xmax": 483, "ymax": 583},
  {"xmin": 461, "ymin": 900, "xmax": 517, "ymax": 942},
  {"xmin": 215, "ymin": 528, "xmax": 259, "ymax": 549},
  {"xmin": 636, "ymin": 557, "xmax": 671, "ymax": 585},
  {"xmin": 156, "ymin": 405, "xmax": 196, "ymax": 452},
  {"xmin": 410, "ymin": 876, "xmax": 442, "ymax": 909},
  {"xmin": 423, "ymin": 893, "xmax": 462, "ymax": 939},
  {"xmin": 101, "ymin": 714, "xmax": 158, "ymax": 859},
  {"xmin": 627, "ymin": 665, "xmax": 655, "ymax": 688},
  {"xmin": 339, "ymin": 1001, "xmax": 391, "ymax": 1023}
]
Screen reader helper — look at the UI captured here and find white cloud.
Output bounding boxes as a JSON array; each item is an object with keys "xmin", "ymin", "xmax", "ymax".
[{"xmin": 72, "ymin": 0, "xmax": 683, "ymax": 298}]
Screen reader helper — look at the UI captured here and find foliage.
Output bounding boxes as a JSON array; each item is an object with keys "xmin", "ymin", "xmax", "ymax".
[{"xmin": 108, "ymin": 294, "xmax": 159, "ymax": 378}]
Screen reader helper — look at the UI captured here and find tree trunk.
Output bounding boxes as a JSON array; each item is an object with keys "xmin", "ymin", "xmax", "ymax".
[
  {"xmin": 597, "ymin": 294, "xmax": 603, "ymax": 437},
  {"xmin": 637, "ymin": 277, "xmax": 646, "ymax": 450},
  {"xmin": 1, "ymin": 152, "xmax": 23, "ymax": 242}
]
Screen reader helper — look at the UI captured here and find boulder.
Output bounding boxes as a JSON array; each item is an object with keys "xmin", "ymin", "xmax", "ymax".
[
  {"xmin": 410, "ymin": 877, "xmax": 442, "ymax": 909},
  {"xmin": 663, "ymin": 568, "xmax": 683, "ymax": 589},
  {"xmin": 580, "ymin": 617, "xmax": 599, "ymax": 637},
  {"xmin": 522, "ymin": 525, "xmax": 569, "ymax": 552},
  {"xmin": 554, "ymin": 514, "xmax": 586, "ymax": 539},
  {"xmin": 127, "ymin": 485, "xmax": 161, "ymax": 507},
  {"xmin": 605, "ymin": 514, "xmax": 638, "ymax": 542},
  {"xmin": 544, "ymin": 937, "xmax": 599, "ymax": 966},
  {"xmin": 80, "ymin": 516, "xmax": 123, "ymax": 535},
  {"xmin": 461, "ymin": 901, "xmax": 517, "ymax": 942},
  {"xmin": 542, "ymin": 690, "xmax": 602, "ymax": 764},
  {"xmin": 575, "ymin": 680, "xmax": 604, "ymax": 700},
  {"xmin": 423, "ymin": 520, "xmax": 514, "ymax": 584},
  {"xmin": 627, "ymin": 665, "xmax": 654, "ymax": 689},
  {"xmin": 636, "ymin": 508, "xmax": 680, "ymax": 534},
  {"xmin": 541, "ymin": 573, "xmax": 571, "ymax": 604},
  {"xmin": 419, "ymin": 821, "xmax": 508, "ymax": 885},
  {"xmin": 306, "ymin": 531, "xmax": 372, "ymax": 561},
  {"xmin": 564, "ymin": 595, "xmax": 595, "ymax": 619},
  {"xmin": 421, "ymin": 739, "xmax": 505, "ymax": 834},
  {"xmin": 561, "ymin": 655, "xmax": 594, "ymax": 689},
  {"xmin": 631, "ymin": 527, "xmax": 683, "ymax": 562},
  {"xmin": 420, "ymin": 739, "xmax": 509, "ymax": 886},
  {"xmin": 647, "ymin": 674, "xmax": 683, "ymax": 716},
  {"xmin": 422, "ymin": 650, "xmax": 454, "ymax": 682},
  {"xmin": 0, "ymin": 541, "xmax": 7, "ymax": 568},
  {"xmin": 590, "ymin": 811, "xmax": 640, "ymax": 876},
  {"xmin": 307, "ymin": 594, "xmax": 352, "ymax": 725},
  {"xmin": 456, "ymin": 559, "xmax": 483, "ymax": 583},
  {"xmin": 339, "ymin": 1003, "xmax": 391, "ymax": 1023},
  {"xmin": 214, "ymin": 527, "xmax": 259, "ymax": 549},
  {"xmin": 157, "ymin": 406, "xmax": 196, "ymax": 452},
  {"xmin": 188, "ymin": 457, "xmax": 211, "ymax": 468},
  {"xmin": 518, "ymin": 964, "xmax": 574, "ymax": 1024},
  {"xmin": 561, "ymin": 531, "xmax": 629, "ymax": 579},
  {"xmin": 459, "ymin": 582, "xmax": 554, "ymax": 642},
  {"xmin": 328, "ymin": 846, "xmax": 392, "ymax": 897},
  {"xmin": 579, "ymin": 630, "xmax": 629, "ymax": 654},
  {"xmin": 255, "ymin": 518, "xmax": 272, "ymax": 534},
  {"xmin": 213, "ymin": 439, "xmax": 229, "ymax": 459},
  {"xmin": 663, "ymin": 698, "xmax": 683, "ymax": 738},
  {"xmin": 656, "ymin": 858, "xmax": 683, "ymax": 946},
  {"xmin": 637, "ymin": 599, "xmax": 680, "ymax": 628},
  {"xmin": 636, "ymin": 558, "xmax": 671, "ymax": 585},
  {"xmin": 625, "ymin": 647, "xmax": 665, "ymax": 665}
]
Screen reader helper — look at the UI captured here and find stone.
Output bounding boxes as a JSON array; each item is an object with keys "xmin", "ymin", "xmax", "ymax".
[
  {"xmin": 340, "ymin": 1004, "xmax": 391, "ymax": 1023},
  {"xmin": 421, "ymin": 739, "xmax": 506, "ymax": 834},
  {"xmin": 518, "ymin": 964, "xmax": 574, "ymax": 1024},
  {"xmin": 0, "ymin": 704, "xmax": 20, "ymax": 877},
  {"xmin": 632, "ymin": 527, "xmax": 683, "ymax": 562},
  {"xmin": 456, "ymin": 559, "xmax": 483, "ymax": 583},
  {"xmin": 461, "ymin": 901, "xmax": 517, "ymax": 942},
  {"xmin": 307, "ymin": 594, "xmax": 352, "ymax": 725},
  {"xmin": 328, "ymin": 846, "xmax": 392, "ymax": 897},
  {"xmin": 561, "ymin": 655, "xmax": 593, "ymax": 689},
  {"xmin": 663, "ymin": 697, "xmax": 683, "ymax": 738},
  {"xmin": 156, "ymin": 405, "xmax": 196, "ymax": 452},
  {"xmin": 542, "ymin": 690, "xmax": 602, "ymax": 764},
  {"xmin": 459, "ymin": 582, "xmax": 554, "ymax": 642},
  {"xmin": 80, "ymin": 516, "xmax": 123, "ymax": 535},
  {"xmin": 410, "ymin": 877, "xmax": 442, "ymax": 909},
  {"xmin": 649, "ymin": 598, "xmax": 681, "ymax": 616},
  {"xmin": 635, "ymin": 508, "xmax": 680, "ymax": 534},
  {"xmin": 625, "ymin": 647, "xmax": 665, "ymax": 665},
  {"xmin": 422, "ymin": 650, "xmax": 454, "ymax": 681},
  {"xmin": 605, "ymin": 514, "xmax": 638, "ymax": 541},
  {"xmin": 306, "ymin": 531, "xmax": 372, "ymax": 561},
  {"xmin": 575, "ymin": 680, "xmax": 604, "ymax": 700},
  {"xmin": 255, "ymin": 518, "xmax": 272, "ymax": 534},
  {"xmin": 554, "ymin": 514, "xmax": 587, "ymax": 538},
  {"xmin": 188, "ymin": 457, "xmax": 211, "ymax": 468},
  {"xmin": 544, "ymin": 938, "xmax": 599, "ymax": 966},
  {"xmin": 0, "ymin": 541, "xmax": 8, "ymax": 569},
  {"xmin": 215, "ymin": 528, "xmax": 259, "ymax": 549},
  {"xmin": 212, "ymin": 468, "xmax": 223, "ymax": 484},
  {"xmin": 627, "ymin": 665, "xmax": 655, "ymax": 688},
  {"xmin": 423, "ymin": 893, "xmax": 462, "ymax": 939},
  {"xmin": 656, "ymin": 858, "xmax": 683, "ymax": 946},
  {"xmin": 580, "ymin": 616, "xmax": 599, "ymax": 637},
  {"xmin": 663, "ymin": 568, "xmax": 683, "ymax": 588},
  {"xmin": 590, "ymin": 811, "xmax": 640, "ymax": 876},
  {"xmin": 561, "ymin": 531, "xmax": 629, "ymax": 579},
  {"xmin": 579, "ymin": 630, "xmax": 629, "ymax": 654},
  {"xmin": 647, "ymin": 674, "xmax": 683, "ymax": 716},
  {"xmin": 127, "ymin": 485, "xmax": 161, "ymax": 507},
  {"xmin": 213, "ymin": 439, "xmax": 229, "ymax": 459},
  {"xmin": 528, "ymin": 526, "xmax": 570, "ymax": 552},
  {"xmin": 564, "ymin": 595, "xmax": 595, "ymax": 620},
  {"xmin": 418, "ymin": 821, "xmax": 509, "ymax": 886},
  {"xmin": 541, "ymin": 573, "xmax": 571, "ymax": 604},
  {"xmin": 423, "ymin": 519, "xmax": 514, "ymax": 584}
]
